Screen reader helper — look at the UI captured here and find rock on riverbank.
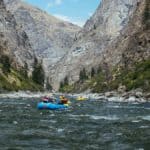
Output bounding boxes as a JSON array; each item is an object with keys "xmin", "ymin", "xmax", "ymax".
[
  {"xmin": 69, "ymin": 89, "xmax": 150, "ymax": 103},
  {"xmin": 0, "ymin": 89, "xmax": 149, "ymax": 103},
  {"xmin": 0, "ymin": 91, "xmax": 51, "ymax": 99}
]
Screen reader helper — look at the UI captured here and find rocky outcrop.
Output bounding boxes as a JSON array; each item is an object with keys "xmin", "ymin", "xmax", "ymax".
[
  {"xmin": 103, "ymin": 0, "xmax": 150, "ymax": 69},
  {"xmin": 4, "ymin": 0, "xmax": 80, "ymax": 74},
  {"xmin": 0, "ymin": 0, "xmax": 34, "ymax": 70},
  {"xmin": 50, "ymin": 0, "xmax": 150, "ymax": 90}
]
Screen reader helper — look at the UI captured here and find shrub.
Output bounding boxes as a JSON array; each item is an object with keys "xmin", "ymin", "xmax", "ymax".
[
  {"xmin": 0, "ymin": 55, "xmax": 11, "ymax": 75},
  {"xmin": 64, "ymin": 76, "xmax": 69, "ymax": 86},
  {"xmin": 91, "ymin": 67, "xmax": 95, "ymax": 77},
  {"xmin": 59, "ymin": 76, "xmax": 69, "ymax": 92},
  {"xmin": 143, "ymin": 0, "xmax": 150, "ymax": 28},
  {"xmin": 20, "ymin": 62, "xmax": 28, "ymax": 78},
  {"xmin": 32, "ymin": 58, "xmax": 45, "ymax": 86},
  {"xmin": 79, "ymin": 68, "xmax": 88, "ymax": 82}
]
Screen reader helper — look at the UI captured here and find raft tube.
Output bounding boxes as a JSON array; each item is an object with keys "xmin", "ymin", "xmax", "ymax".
[
  {"xmin": 37, "ymin": 102, "xmax": 68, "ymax": 110},
  {"xmin": 77, "ymin": 97, "xmax": 87, "ymax": 101}
]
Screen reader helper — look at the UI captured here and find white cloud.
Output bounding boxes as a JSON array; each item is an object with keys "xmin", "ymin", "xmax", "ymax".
[
  {"xmin": 55, "ymin": 0, "xmax": 62, "ymax": 5},
  {"xmin": 88, "ymin": 12, "xmax": 93, "ymax": 17},
  {"xmin": 47, "ymin": 2, "xmax": 53, "ymax": 8},
  {"xmin": 54, "ymin": 14, "xmax": 70, "ymax": 22},
  {"xmin": 54, "ymin": 14, "xmax": 85, "ymax": 27},
  {"xmin": 47, "ymin": 0, "xmax": 63, "ymax": 8}
]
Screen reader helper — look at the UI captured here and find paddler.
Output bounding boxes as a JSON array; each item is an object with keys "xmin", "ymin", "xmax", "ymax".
[
  {"xmin": 41, "ymin": 96, "xmax": 49, "ymax": 103},
  {"xmin": 59, "ymin": 95, "xmax": 69, "ymax": 105},
  {"xmin": 42, "ymin": 93, "xmax": 54, "ymax": 103}
]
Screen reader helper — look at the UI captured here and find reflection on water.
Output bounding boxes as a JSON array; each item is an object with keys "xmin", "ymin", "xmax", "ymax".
[{"xmin": 0, "ymin": 98, "xmax": 150, "ymax": 150}]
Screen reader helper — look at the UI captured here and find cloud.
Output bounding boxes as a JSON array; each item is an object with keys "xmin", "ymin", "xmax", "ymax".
[
  {"xmin": 47, "ymin": 2, "xmax": 53, "ymax": 8},
  {"xmin": 54, "ymin": 14, "xmax": 85, "ymax": 27},
  {"xmin": 55, "ymin": 0, "xmax": 62, "ymax": 5},
  {"xmin": 54, "ymin": 14, "xmax": 70, "ymax": 22},
  {"xmin": 88, "ymin": 12, "xmax": 93, "ymax": 17},
  {"xmin": 47, "ymin": 0, "xmax": 63, "ymax": 8}
]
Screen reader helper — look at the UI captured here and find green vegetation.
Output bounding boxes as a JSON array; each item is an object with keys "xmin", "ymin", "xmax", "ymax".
[
  {"xmin": 59, "ymin": 76, "xmax": 71, "ymax": 92},
  {"xmin": 93, "ymin": 60, "xmax": 150, "ymax": 92},
  {"xmin": 118, "ymin": 60, "xmax": 150, "ymax": 91},
  {"xmin": 91, "ymin": 67, "xmax": 96, "ymax": 77},
  {"xmin": 20, "ymin": 62, "xmax": 28, "ymax": 78},
  {"xmin": 0, "ymin": 55, "xmax": 11, "ymax": 75},
  {"xmin": 59, "ymin": 84, "xmax": 74, "ymax": 93},
  {"xmin": 79, "ymin": 68, "xmax": 88, "ymax": 82},
  {"xmin": 32, "ymin": 58, "xmax": 45, "ymax": 86},
  {"xmin": 0, "ymin": 68, "xmax": 43, "ymax": 92},
  {"xmin": 59, "ymin": 59, "xmax": 150, "ymax": 93},
  {"xmin": 0, "ymin": 55, "xmax": 44, "ymax": 92},
  {"xmin": 59, "ymin": 68, "xmax": 91, "ymax": 92},
  {"xmin": 143, "ymin": 0, "xmax": 150, "ymax": 29}
]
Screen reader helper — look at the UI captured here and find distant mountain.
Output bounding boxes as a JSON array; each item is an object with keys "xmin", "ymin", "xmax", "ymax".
[
  {"xmin": 50, "ymin": 0, "xmax": 150, "ymax": 91},
  {"xmin": 4, "ymin": 0, "xmax": 80, "ymax": 75}
]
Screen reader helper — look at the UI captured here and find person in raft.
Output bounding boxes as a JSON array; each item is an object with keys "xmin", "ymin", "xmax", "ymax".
[
  {"xmin": 41, "ymin": 94, "xmax": 54, "ymax": 103},
  {"xmin": 59, "ymin": 96, "xmax": 68, "ymax": 105},
  {"xmin": 41, "ymin": 96, "xmax": 49, "ymax": 103}
]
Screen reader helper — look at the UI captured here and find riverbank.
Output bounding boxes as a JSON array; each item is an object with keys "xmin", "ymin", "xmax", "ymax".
[
  {"xmin": 0, "ymin": 90, "xmax": 149, "ymax": 103},
  {"xmin": 69, "ymin": 89, "xmax": 150, "ymax": 103},
  {"xmin": 0, "ymin": 91, "xmax": 50, "ymax": 99}
]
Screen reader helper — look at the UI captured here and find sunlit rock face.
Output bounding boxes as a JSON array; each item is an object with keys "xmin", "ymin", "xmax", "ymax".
[
  {"xmin": 0, "ymin": 0, "xmax": 34, "ymax": 70},
  {"xmin": 50, "ymin": 0, "xmax": 149, "ymax": 90},
  {"xmin": 4, "ymin": 0, "xmax": 80, "ymax": 74}
]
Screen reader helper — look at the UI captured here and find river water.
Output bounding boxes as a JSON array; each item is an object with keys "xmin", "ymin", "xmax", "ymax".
[{"xmin": 0, "ymin": 98, "xmax": 150, "ymax": 150}]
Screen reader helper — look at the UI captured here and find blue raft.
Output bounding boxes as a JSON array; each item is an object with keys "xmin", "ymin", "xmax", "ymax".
[{"xmin": 37, "ymin": 102, "xmax": 68, "ymax": 110}]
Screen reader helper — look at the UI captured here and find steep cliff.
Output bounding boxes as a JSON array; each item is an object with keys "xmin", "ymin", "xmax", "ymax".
[
  {"xmin": 0, "ymin": 0, "xmax": 34, "ymax": 69},
  {"xmin": 0, "ymin": 0, "xmax": 47, "ymax": 91},
  {"xmin": 51, "ymin": 0, "xmax": 150, "ymax": 91},
  {"xmin": 4, "ymin": 0, "xmax": 80, "ymax": 74}
]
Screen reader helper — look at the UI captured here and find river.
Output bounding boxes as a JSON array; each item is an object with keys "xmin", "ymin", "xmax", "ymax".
[{"xmin": 0, "ymin": 98, "xmax": 150, "ymax": 150}]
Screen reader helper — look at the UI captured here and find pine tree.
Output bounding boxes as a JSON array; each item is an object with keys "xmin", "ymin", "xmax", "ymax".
[
  {"xmin": 97, "ymin": 65, "xmax": 102, "ymax": 74},
  {"xmin": 91, "ymin": 67, "xmax": 95, "ymax": 77},
  {"xmin": 0, "ymin": 55, "xmax": 11, "ymax": 75},
  {"xmin": 60, "ymin": 81, "xmax": 64, "ymax": 89},
  {"xmin": 64, "ymin": 76, "xmax": 69, "ymax": 86},
  {"xmin": 32, "ymin": 58, "xmax": 45, "ymax": 86},
  {"xmin": 21, "ymin": 62, "xmax": 28, "ymax": 77},
  {"xmin": 79, "ymin": 68, "xmax": 88, "ymax": 81}
]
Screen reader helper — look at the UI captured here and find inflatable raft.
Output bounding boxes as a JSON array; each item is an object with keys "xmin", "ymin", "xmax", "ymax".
[
  {"xmin": 37, "ymin": 102, "xmax": 68, "ymax": 110},
  {"xmin": 77, "ymin": 96, "xmax": 87, "ymax": 101}
]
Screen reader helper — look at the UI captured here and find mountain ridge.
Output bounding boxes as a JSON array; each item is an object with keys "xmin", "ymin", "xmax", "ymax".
[
  {"xmin": 49, "ymin": 0, "xmax": 150, "ymax": 91},
  {"xmin": 4, "ymin": 0, "xmax": 80, "ymax": 75}
]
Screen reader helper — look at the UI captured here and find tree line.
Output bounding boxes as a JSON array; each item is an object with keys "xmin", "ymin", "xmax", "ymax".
[
  {"xmin": 0, "ymin": 55, "xmax": 52, "ymax": 90},
  {"xmin": 59, "ymin": 66, "xmax": 102, "ymax": 90}
]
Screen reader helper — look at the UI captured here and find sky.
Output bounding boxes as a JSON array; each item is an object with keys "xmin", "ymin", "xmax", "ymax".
[{"xmin": 23, "ymin": 0, "xmax": 100, "ymax": 27}]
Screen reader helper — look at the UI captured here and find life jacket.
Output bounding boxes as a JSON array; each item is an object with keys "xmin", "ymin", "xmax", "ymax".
[
  {"xmin": 42, "ymin": 97, "xmax": 49, "ymax": 103},
  {"xmin": 61, "ymin": 98, "xmax": 68, "ymax": 104}
]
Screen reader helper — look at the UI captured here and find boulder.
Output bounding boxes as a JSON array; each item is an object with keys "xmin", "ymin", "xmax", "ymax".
[{"xmin": 118, "ymin": 85, "xmax": 126, "ymax": 94}]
